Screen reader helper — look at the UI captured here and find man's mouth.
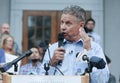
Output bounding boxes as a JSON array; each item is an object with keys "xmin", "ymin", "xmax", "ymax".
[
  {"xmin": 31, "ymin": 59, "xmax": 40, "ymax": 63},
  {"xmin": 61, "ymin": 32, "xmax": 66, "ymax": 35},
  {"xmin": 63, "ymin": 33, "xmax": 67, "ymax": 36},
  {"xmin": 4, "ymin": 31, "xmax": 9, "ymax": 34}
]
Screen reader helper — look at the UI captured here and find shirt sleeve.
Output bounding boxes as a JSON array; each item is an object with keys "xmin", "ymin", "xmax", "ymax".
[
  {"xmin": 88, "ymin": 42, "xmax": 109, "ymax": 83},
  {"xmin": 0, "ymin": 49, "xmax": 5, "ymax": 63}
]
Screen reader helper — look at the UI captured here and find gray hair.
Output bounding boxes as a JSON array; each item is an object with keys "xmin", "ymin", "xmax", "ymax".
[{"xmin": 62, "ymin": 5, "xmax": 86, "ymax": 22}]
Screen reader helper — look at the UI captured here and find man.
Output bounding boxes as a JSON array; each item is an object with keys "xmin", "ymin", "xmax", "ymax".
[
  {"xmin": 105, "ymin": 55, "xmax": 116, "ymax": 83},
  {"xmin": 84, "ymin": 18, "xmax": 101, "ymax": 44},
  {"xmin": 0, "ymin": 23, "xmax": 10, "ymax": 34},
  {"xmin": 19, "ymin": 47, "xmax": 42, "ymax": 75},
  {"xmin": 37, "ymin": 41, "xmax": 48, "ymax": 62},
  {"xmin": 0, "ymin": 23, "xmax": 22, "ymax": 56},
  {"xmin": 42, "ymin": 5, "xmax": 109, "ymax": 83}
]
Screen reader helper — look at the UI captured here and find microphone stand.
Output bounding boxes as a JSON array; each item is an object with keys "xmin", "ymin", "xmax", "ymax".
[
  {"xmin": 0, "ymin": 50, "xmax": 32, "ymax": 73},
  {"xmin": 82, "ymin": 55, "xmax": 92, "ymax": 83},
  {"xmin": 14, "ymin": 63, "xmax": 18, "ymax": 73},
  {"xmin": 44, "ymin": 63, "xmax": 50, "ymax": 75}
]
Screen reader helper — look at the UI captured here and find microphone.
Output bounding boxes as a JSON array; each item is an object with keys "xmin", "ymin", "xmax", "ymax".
[
  {"xmin": 58, "ymin": 32, "xmax": 64, "ymax": 65},
  {"xmin": 76, "ymin": 50, "xmax": 106, "ymax": 69},
  {"xmin": 82, "ymin": 55, "xmax": 89, "ymax": 62},
  {"xmin": 90, "ymin": 56, "xmax": 106, "ymax": 69},
  {"xmin": 76, "ymin": 50, "xmax": 106, "ymax": 73},
  {"xmin": 82, "ymin": 55, "xmax": 106, "ymax": 73},
  {"xmin": 0, "ymin": 50, "xmax": 32, "ymax": 72},
  {"xmin": 58, "ymin": 32, "xmax": 64, "ymax": 47},
  {"xmin": 76, "ymin": 49, "xmax": 88, "ymax": 62}
]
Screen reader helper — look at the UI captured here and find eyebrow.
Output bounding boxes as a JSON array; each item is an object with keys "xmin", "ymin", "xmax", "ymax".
[{"xmin": 2, "ymin": 27, "xmax": 10, "ymax": 28}]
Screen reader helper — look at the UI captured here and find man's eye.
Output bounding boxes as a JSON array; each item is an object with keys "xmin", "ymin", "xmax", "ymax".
[
  {"xmin": 61, "ymin": 21, "xmax": 64, "ymax": 24},
  {"xmin": 66, "ymin": 21, "xmax": 72, "ymax": 26}
]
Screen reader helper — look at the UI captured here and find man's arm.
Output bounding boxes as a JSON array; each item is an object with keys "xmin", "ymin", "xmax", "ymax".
[
  {"xmin": 88, "ymin": 43, "xmax": 109, "ymax": 83},
  {"xmin": 79, "ymin": 28, "xmax": 109, "ymax": 83},
  {"xmin": 40, "ymin": 43, "xmax": 62, "ymax": 75}
]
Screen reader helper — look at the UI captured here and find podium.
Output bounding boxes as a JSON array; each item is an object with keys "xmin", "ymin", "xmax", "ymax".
[{"xmin": 2, "ymin": 73, "xmax": 89, "ymax": 83}]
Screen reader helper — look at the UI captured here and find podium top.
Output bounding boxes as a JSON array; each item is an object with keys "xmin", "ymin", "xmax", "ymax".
[{"xmin": 2, "ymin": 73, "xmax": 89, "ymax": 83}]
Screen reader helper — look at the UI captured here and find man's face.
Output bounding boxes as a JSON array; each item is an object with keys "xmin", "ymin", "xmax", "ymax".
[
  {"xmin": 1, "ymin": 23, "xmax": 10, "ymax": 34},
  {"xmin": 38, "ymin": 47, "xmax": 44, "ymax": 55},
  {"xmin": 30, "ymin": 48, "xmax": 41, "ymax": 60},
  {"xmin": 60, "ymin": 14, "xmax": 82, "ymax": 42},
  {"xmin": 86, "ymin": 21, "xmax": 95, "ymax": 30}
]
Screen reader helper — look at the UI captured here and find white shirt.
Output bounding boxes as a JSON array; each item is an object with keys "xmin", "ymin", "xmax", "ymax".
[
  {"xmin": 87, "ymin": 32, "xmax": 101, "ymax": 45},
  {"xmin": 5, "ymin": 53, "xmax": 21, "ymax": 74},
  {"xmin": 41, "ymin": 39, "xmax": 109, "ymax": 83}
]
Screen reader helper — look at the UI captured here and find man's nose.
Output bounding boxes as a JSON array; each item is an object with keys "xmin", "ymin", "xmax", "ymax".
[
  {"xmin": 61, "ymin": 23, "xmax": 66, "ymax": 31},
  {"xmin": 5, "ymin": 28, "xmax": 8, "ymax": 31},
  {"xmin": 33, "ymin": 52, "xmax": 36, "ymax": 55}
]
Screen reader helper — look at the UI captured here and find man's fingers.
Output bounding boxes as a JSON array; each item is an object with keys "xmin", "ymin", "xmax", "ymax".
[
  {"xmin": 55, "ymin": 52, "xmax": 64, "ymax": 60},
  {"xmin": 56, "ymin": 55, "xmax": 64, "ymax": 60},
  {"xmin": 79, "ymin": 28, "xmax": 91, "ymax": 50},
  {"xmin": 57, "ymin": 47, "xmax": 66, "ymax": 53},
  {"xmin": 54, "ymin": 50, "xmax": 65, "ymax": 56},
  {"xmin": 51, "ymin": 47, "xmax": 65, "ymax": 65},
  {"xmin": 79, "ymin": 28, "xmax": 89, "ymax": 40}
]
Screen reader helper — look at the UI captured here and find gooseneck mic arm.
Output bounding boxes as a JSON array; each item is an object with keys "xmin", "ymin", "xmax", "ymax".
[
  {"xmin": 82, "ymin": 55, "xmax": 92, "ymax": 73},
  {"xmin": 0, "ymin": 50, "xmax": 32, "ymax": 72}
]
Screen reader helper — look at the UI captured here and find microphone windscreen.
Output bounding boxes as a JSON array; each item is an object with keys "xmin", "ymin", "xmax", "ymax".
[
  {"xmin": 90, "ymin": 56, "xmax": 106, "ymax": 69},
  {"xmin": 58, "ymin": 32, "xmax": 64, "ymax": 47},
  {"xmin": 58, "ymin": 32, "xmax": 64, "ymax": 41}
]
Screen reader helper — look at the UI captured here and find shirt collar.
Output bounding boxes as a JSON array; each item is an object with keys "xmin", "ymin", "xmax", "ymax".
[
  {"xmin": 29, "ymin": 62, "xmax": 41, "ymax": 68},
  {"xmin": 63, "ymin": 39, "xmax": 83, "ymax": 45}
]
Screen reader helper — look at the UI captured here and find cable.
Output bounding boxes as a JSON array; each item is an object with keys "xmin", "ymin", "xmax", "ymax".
[{"xmin": 47, "ymin": 47, "xmax": 64, "ymax": 76}]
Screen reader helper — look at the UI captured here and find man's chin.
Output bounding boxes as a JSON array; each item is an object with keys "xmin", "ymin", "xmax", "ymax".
[
  {"xmin": 64, "ymin": 36, "xmax": 71, "ymax": 41},
  {"xmin": 64, "ymin": 36, "xmax": 68, "ymax": 39}
]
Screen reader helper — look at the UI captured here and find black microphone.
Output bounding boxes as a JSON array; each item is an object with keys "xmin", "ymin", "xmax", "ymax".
[
  {"xmin": 81, "ymin": 55, "xmax": 106, "ymax": 70},
  {"xmin": 58, "ymin": 32, "xmax": 64, "ymax": 65},
  {"xmin": 82, "ymin": 55, "xmax": 106, "ymax": 73},
  {"xmin": 58, "ymin": 32, "xmax": 64, "ymax": 47},
  {"xmin": 90, "ymin": 56, "xmax": 106, "ymax": 69},
  {"xmin": 0, "ymin": 50, "xmax": 32, "ymax": 72}
]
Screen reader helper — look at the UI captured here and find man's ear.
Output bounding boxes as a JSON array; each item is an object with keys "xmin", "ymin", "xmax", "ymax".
[{"xmin": 79, "ymin": 21, "xmax": 85, "ymax": 28}]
